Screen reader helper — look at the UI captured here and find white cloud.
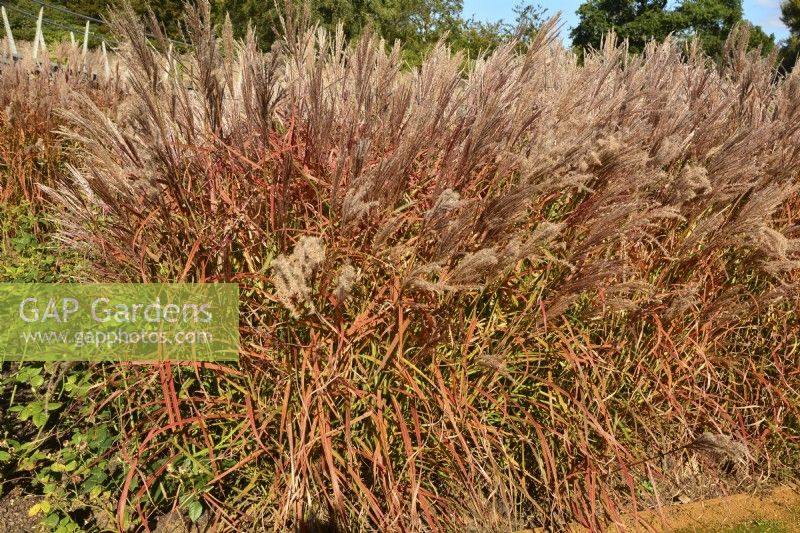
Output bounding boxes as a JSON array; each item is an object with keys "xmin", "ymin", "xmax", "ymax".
[{"xmin": 761, "ymin": 16, "xmax": 786, "ymax": 29}]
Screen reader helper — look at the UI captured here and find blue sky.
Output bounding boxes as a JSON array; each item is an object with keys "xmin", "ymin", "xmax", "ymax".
[{"xmin": 462, "ymin": 0, "xmax": 790, "ymax": 43}]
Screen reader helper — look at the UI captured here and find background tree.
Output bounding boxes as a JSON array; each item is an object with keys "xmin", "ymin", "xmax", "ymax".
[
  {"xmin": 672, "ymin": 0, "xmax": 773, "ymax": 58},
  {"xmin": 3, "ymin": 0, "xmax": 543, "ymax": 65},
  {"xmin": 781, "ymin": 0, "xmax": 800, "ymax": 70},
  {"xmin": 1, "ymin": 0, "xmax": 184, "ymax": 46},
  {"xmin": 215, "ymin": 0, "xmax": 543, "ymax": 63},
  {"xmin": 571, "ymin": 0, "xmax": 774, "ymax": 59},
  {"xmin": 571, "ymin": 0, "xmax": 675, "ymax": 54},
  {"xmin": 450, "ymin": 3, "xmax": 546, "ymax": 59}
]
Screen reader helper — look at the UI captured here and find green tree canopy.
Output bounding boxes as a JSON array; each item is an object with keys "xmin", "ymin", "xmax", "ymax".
[
  {"xmin": 781, "ymin": 0, "xmax": 800, "ymax": 70},
  {"xmin": 571, "ymin": 0, "xmax": 675, "ymax": 53},
  {"xmin": 211, "ymin": 0, "xmax": 544, "ymax": 63},
  {"xmin": 571, "ymin": 0, "xmax": 775, "ymax": 59},
  {"xmin": 5, "ymin": 0, "xmax": 544, "ymax": 64}
]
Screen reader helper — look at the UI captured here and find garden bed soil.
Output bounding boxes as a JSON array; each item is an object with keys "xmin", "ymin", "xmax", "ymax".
[{"xmin": 0, "ymin": 487, "xmax": 41, "ymax": 533}]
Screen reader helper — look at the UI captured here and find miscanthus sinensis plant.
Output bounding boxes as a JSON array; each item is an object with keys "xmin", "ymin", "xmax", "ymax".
[
  {"xmin": 30, "ymin": 0, "xmax": 800, "ymax": 530},
  {"xmin": 0, "ymin": 40, "xmax": 121, "ymax": 207}
]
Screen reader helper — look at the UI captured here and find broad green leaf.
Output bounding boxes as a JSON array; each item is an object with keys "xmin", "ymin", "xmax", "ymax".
[{"xmin": 187, "ymin": 500, "xmax": 203, "ymax": 522}]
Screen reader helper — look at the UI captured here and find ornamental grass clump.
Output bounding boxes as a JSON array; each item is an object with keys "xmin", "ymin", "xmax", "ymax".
[
  {"xmin": 26, "ymin": 1, "xmax": 800, "ymax": 530},
  {"xmin": 0, "ymin": 40, "xmax": 121, "ymax": 206}
]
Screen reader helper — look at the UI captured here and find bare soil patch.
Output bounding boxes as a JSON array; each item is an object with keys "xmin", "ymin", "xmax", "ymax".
[
  {"xmin": 616, "ymin": 484, "xmax": 800, "ymax": 532},
  {"xmin": 0, "ymin": 487, "xmax": 40, "ymax": 533}
]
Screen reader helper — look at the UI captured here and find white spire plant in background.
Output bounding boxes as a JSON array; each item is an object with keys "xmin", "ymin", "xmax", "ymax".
[
  {"xmin": 32, "ymin": 7, "xmax": 44, "ymax": 60},
  {"xmin": 82, "ymin": 20, "xmax": 90, "ymax": 58},
  {"xmin": 101, "ymin": 40, "xmax": 110, "ymax": 78},
  {"xmin": 1, "ymin": 6, "xmax": 17, "ymax": 58},
  {"xmin": 38, "ymin": 15, "xmax": 47, "ymax": 61}
]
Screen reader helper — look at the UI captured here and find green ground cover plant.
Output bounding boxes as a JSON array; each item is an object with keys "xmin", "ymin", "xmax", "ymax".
[{"xmin": 2, "ymin": 1, "xmax": 800, "ymax": 531}]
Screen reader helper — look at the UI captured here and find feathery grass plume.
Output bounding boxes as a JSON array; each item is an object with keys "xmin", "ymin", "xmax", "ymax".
[
  {"xmin": 443, "ymin": 247, "xmax": 500, "ymax": 289},
  {"xmin": 674, "ymin": 163, "xmax": 712, "ymax": 202},
  {"xmin": 333, "ymin": 262, "xmax": 357, "ymax": 302},
  {"xmin": 424, "ymin": 188, "xmax": 463, "ymax": 230},
  {"xmin": 271, "ymin": 236, "xmax": 325, "ymax": 316},
  {"xmin": 0, "ymin": 40, "xmax": 121, "ymax": 207},
  {"xmin": 690, "ymin": 432, "xmax": 752, "ymax": 467}
]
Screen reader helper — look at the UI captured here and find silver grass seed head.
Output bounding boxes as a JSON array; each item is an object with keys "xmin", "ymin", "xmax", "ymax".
[
  {"xmin": 674, "ymin": 163, "xmax": 712, "ymax": 202},
  {"xmin": 334, "ymin": 263, "xmax": 358, "ymax": 302},
  {"xmin": 654, "ymin": 134, "xmax": 683, "ymax": 167},
  {"xmin": 271, "ymin": 236, "xmax": 326, "ymax": 317},
  {"xmin": 690, "ymin": 432, "xmax": 751, "ymax": 466}
]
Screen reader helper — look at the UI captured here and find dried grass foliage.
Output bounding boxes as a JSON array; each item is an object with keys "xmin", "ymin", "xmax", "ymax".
[{"xmin": 4, "ymin": 2, "xmax": 800, "ymax": 531}]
